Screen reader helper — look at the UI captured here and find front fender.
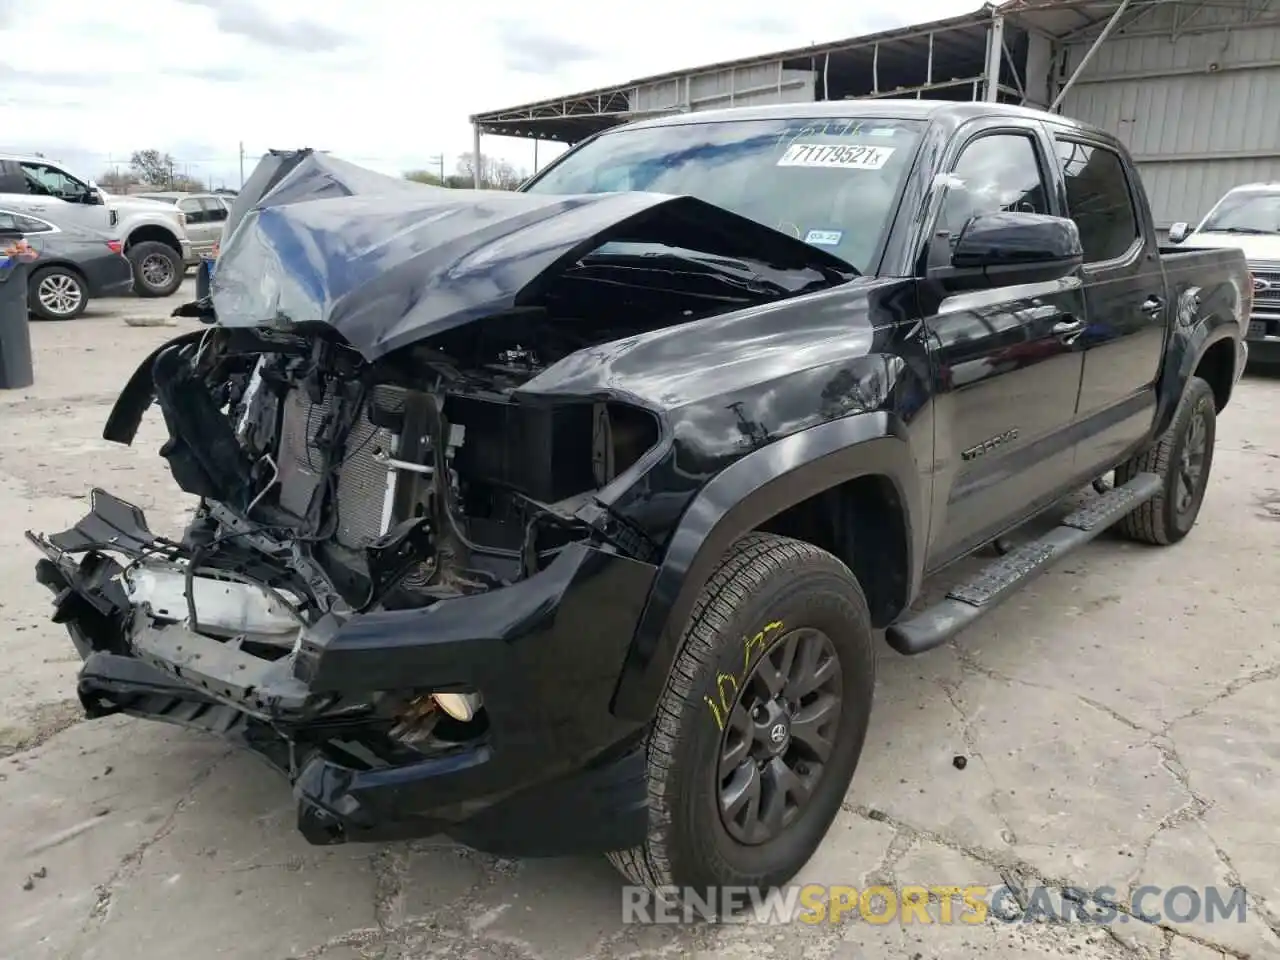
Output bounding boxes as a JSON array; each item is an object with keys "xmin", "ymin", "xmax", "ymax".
[{"xmin": 609, "ymin": 411, "xmax": 923, "ymax": 722}]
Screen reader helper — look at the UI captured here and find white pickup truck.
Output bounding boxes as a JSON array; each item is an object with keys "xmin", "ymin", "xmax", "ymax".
[
  {"xmin": 1168, "ymin": 181, "xmax": 1280, "ymax": 366},
  {"xmin": 0, "ymin": 153, "xmax": 192, "ymax": 297}
]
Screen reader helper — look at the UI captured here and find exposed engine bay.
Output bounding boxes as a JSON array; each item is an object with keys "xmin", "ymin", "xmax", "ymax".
[{"xmin": 138, "ymin": 321, "xmax": 663, "ymax": 641}]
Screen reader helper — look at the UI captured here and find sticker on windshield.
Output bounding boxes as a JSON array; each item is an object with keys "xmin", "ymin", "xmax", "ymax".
[
  {"xmin": 804, "ymin": 229, "xmax": 843, "ymax": 246},
  {"xmin": 777, "ymin": 143, "xmax": 895, "ymax": 169}
]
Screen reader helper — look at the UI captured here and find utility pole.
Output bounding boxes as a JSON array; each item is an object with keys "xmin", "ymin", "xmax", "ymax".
[
  {"xmin": 238, "ymin": 141, "xmax": 245, "ymax": 188},
  {"xmin": 425, "ymin": 153, "xmax": 444, "ymax": 183}
]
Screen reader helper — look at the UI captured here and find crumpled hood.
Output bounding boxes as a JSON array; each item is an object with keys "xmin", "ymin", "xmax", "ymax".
[{"xmin": 209, "ymin": 151, "xmax": 854, "ymax": 361}]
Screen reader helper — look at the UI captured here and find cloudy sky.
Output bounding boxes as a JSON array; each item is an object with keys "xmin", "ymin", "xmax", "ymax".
[{"xmin": 1, "ymin": 0, "xmax": 976, "ymax": 189}]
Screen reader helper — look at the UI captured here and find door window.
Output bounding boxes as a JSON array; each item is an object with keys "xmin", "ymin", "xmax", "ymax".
[
  {"xmin": 1054, "ymin": 139, "xmax": 1140, "ymax": 263},
  {"xmin": 0, "ymin": 161, "xmax": 29, "ymax": 195},
  {"xmin": 937, "ymin": 132, "xmax": 1051, "ymax": 239},
  {"xmin": 178, "ymin": 196, "xmax": 209, "ymax": 224},
  {"xmin": 20, "ymin": 162, "xmax": 88, "ymax": 201},
  {"xmin": 199, "ymin": 197, "xmax": 229, "ymax": 222}
]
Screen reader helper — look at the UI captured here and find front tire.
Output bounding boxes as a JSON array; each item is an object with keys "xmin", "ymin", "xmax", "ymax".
[
  {"xmin": 28, "ymin": 266, "xmax": 88, "ymax": 320},
  {"xmin": 128, "ymin": 241, "xmax": 183, "ymax": 297},
  {"xmin": 608, "ymin": 533, "xmax": 876, "ymax": 906},
  {"xmin": 1114, "ymin": 375, "xmax": 1216, "ymax": 545}
]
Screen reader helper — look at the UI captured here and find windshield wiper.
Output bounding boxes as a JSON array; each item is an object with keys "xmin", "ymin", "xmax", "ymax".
[{"xmin": 1208, "ymin": 226, "xmax": 1277, "ymax": 235}]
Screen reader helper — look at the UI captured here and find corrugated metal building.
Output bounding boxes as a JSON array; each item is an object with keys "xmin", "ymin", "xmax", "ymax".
[{"xmin": 470, "ymin": 0, "xmax": 1280, "ymax": 228}]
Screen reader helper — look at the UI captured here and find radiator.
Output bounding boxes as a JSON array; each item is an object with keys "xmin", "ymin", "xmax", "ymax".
[{"xmin": 276, "ymin": 386, "xmax": 397, "ymax": 549}]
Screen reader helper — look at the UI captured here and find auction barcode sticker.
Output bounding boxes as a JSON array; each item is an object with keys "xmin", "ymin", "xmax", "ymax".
[{"xmin": 777, "ymin": 143, "xmax": 895, "ymax": 169}]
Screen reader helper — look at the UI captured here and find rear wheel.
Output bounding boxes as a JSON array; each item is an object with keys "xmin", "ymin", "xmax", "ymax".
[
  {"xmin": 28, "ymin": 266, "xmax": 88, "ymax": 321},
  {"xmin": 128, "ymin": 241, "xmax": 183, "ymax": 297},
  {"xmin": 1114, "ymin": 376, "xmax": 1216, "ymax": 545},
  {"xmin": 607, "ymin": 533, "xmax": 876, "ymax": 908}
]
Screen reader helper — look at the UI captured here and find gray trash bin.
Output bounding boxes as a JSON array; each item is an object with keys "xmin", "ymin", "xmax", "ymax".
[{"xmin": 0, "ymin": 231, "xmax": 34, "ymax": 390}]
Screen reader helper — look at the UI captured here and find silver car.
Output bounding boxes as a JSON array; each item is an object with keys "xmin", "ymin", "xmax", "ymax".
[{"xmin": 134, "ymin": 191, "xmax": 231, "ymax": 260}]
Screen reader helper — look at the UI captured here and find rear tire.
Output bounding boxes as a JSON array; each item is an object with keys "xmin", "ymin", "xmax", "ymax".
[
  {"xmin": 128, "ymin": 241, "xmax": 183, "ymax": 297},
  {"xmin": 607, "ymin": 533, "xmax": 876, "ymax": 910},
  {"xmin": 28, "ymin": 266, "xmax": 88, "ymax": 321},
  {"xmin": 1114, "ymin": 376, "xmax": 1216, "ymax": 545}
]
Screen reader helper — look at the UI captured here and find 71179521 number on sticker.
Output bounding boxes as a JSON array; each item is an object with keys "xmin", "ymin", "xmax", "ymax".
[{"xmin": 777, "ymin": 143, "xmax": 895, "ymax": 170}]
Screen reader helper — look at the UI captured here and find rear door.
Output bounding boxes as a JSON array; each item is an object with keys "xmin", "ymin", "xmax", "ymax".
[
  {"xmin": 197, "ymin": 196, "xmax": 230, "ymax": 253},
  {"xmin": 921, "ymin": 120, "xmax": 1088, "ymax": 568},
  {"xmin": 176, "ymin": 196, "xmax": 215, "ymax": 252},
  {"xmin": 1049, "ymin": 135, "xmax": 1165, "ymax": 475}
]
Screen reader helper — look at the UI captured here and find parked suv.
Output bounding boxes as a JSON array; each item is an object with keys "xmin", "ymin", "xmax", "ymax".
[
  {"xmin": 134, "ymin": 191, "xmax": 229, "ymax": 260},
  {"xmin": 0, "ymin": 154, "xmax": 192, "ymax": 297}
]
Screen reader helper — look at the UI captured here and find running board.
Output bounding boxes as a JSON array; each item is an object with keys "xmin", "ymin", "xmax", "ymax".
[{"xmin": 885, "ymin": 472, "xmax": 1162, "ymax": 655}]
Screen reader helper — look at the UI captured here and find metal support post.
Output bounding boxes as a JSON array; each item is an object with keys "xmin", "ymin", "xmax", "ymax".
[
  {"xmin": 1050, "ymin": 0, "xmax": 1134, "ymax": 111},
  {"xmin": 984, "ymin": 15, "xmax": 1006, "ymax": 101}
]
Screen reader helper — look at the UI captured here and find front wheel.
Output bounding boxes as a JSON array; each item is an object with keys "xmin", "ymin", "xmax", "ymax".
[
  {"xmin": 128, "ymin": 241, "xmax": 183, "ymax": 297},
  {"xmin": 608, "ymin": 533, "xmax": 876, "ymax": 906},
  {"xmin": 28, "ymin": 266, "xmax": 88, "ymax": 320},
  {"xmin": 1114, "ymin": 375, "xmax": 1216, "ymax": 545}
]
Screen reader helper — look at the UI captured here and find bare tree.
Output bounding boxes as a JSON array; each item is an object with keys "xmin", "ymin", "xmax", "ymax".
[
  {"xmin": 98, "ymin": 169, "xmax": 141, "ymax": 191},
  {"xmin": 129, "ymin": 149, "xmax": 175, "ymax": 186},
  {"xmin": 456, "ymin": 152, "xmax": 527, "ymax": 191}
]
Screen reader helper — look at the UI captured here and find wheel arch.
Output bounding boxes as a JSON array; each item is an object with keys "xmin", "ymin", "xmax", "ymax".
[
  {"xmin": 1153, "ymin": 289, "xmax": 1243, "ymax": 439},
  {"xmin": 28, "ymin": 258, "xmax": 88, "ymax": 284},
  {"xmin": 610, "ymin": 411, "xmax": 923, "ymax": 723},
  {"xmin": 124, "ymin": 223, "xmax": 182, "ymax": 253}
]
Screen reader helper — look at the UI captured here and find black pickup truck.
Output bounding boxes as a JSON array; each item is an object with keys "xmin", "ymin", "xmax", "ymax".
[{"xmin": 28, "ymin": 101, "xmax": 1249, "ymax": 903}]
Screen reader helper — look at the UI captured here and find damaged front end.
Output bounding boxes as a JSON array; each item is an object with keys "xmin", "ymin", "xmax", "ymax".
[
  {"xmin": 28, "ymin": 322, "xmax": 668, "ymax": 854},
  {"xmin": 28, "ymin": 153, "xmax": 856, "ymax": 854}
]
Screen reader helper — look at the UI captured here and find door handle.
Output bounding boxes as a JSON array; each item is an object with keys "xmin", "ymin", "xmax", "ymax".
[
  {"xmin": 1141, "ymin": 296, "xmax": 1164, "ymax": 314},
  {"xmin": 1052, "ymin": 317, "xmax": 1085, "ymax": 337}
]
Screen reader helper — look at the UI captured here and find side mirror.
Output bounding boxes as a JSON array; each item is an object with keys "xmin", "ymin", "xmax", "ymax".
[
  {"xmin": 83, "ymin": 188, "xmax": 105, "ymax": 205},
  {"xmin": 929, "ymin": 212, "xmax": 1083, "ymax": 292},
  {"xmin": 1167, "ymin": 222, "xmax": 1190, "ymax": 244}
]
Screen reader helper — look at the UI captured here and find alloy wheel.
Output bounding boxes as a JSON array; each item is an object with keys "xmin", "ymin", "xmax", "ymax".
[
  {"xmin": 1176, "ymin": 404, "xmax": 1209, "ymax": 515},
  {"xmin": 716, "ymin": 627, "xmax": 843, "ymax": 845},
  {"xmin": 140, "ymin": 253, "xmax": 174, "ymax": 290},
  {"xmin": 37, "ymin": 274, "xmax": 83, "ymax": 317}
]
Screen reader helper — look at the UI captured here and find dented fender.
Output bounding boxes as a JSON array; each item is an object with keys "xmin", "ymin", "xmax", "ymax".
[{"xmin": 609, "ymin": 412, "xmax": 924, "ymax": 723}]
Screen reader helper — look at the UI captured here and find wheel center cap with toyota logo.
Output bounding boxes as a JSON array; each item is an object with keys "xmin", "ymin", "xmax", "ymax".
[{"xmin": 768, "ymin": 720, "xmax": 790, "ymax": 754}]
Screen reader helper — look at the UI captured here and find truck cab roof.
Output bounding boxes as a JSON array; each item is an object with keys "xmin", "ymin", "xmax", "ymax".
[{"xmin": 613, "ymin": 98, "xmax": 1116, "ymax": 143}]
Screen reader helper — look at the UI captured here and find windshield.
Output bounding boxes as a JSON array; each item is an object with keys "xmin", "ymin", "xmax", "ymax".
[
  {"xmin": 1199, "ymin": 190, "xmax": 1280, "ymax": 234},
  {"xmin": 523, "ymin": 116, "xmax": 925, "ymax": 273}
]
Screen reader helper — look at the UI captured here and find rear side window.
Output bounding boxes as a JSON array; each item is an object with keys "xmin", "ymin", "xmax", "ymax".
[
  {"xmin": 199, "ymin": 197, "xmax": 229, "ymax": 222},
  {"xmin": 0, "ymin": 210, "xmax": 52, "ymax": 232},
  {"xmin": 1054, "ymin": 139, "xmax": 1140, "ymax": 263},
  {"xmin": 937, "ymin": 132, "xmax": 1051, "ymax": 238}
]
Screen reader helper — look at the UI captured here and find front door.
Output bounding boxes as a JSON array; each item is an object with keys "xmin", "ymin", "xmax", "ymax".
[
  {"xmin": 1050, "ymin": 136, "xmax": 1166, "ymax": 475},
  {"xmin": 920, "ymin": 123, "xmax": 1088, "ymax": 569},
  {"xmin": 9, "ymin": 161, "xmax": 111, "ymax": 234}
]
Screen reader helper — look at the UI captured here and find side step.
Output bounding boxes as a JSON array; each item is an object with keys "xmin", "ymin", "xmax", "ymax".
[{"xmin": 885, "ymin": 472, "xmax": 1161, "ymax": 655}]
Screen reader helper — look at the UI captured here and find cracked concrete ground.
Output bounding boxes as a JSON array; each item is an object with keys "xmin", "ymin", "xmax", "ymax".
[{"xmin": 2, "ymin": 286, "xmax": 1278, "ymax": 959}]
